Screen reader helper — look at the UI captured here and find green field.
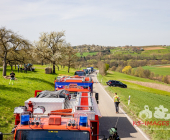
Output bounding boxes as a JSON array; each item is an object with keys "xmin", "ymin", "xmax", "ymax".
[
  {"xmin": 98, "ymin": 72, "xmax": 170, "ymax": 140},
  {"xmin": 110, "ymin": 49, "xmax": 118, "ymax": 53},
  {"xmin": 142, "ymin": 65, "xmax": 170, "ymax": 76},
  {"xmin": 141, "ymin": 48, "xmax": 170, "ymax": 55},
  {"xmin": 76, "ymin": 51, "xmax": 97, "ymax": 57},
  {"xmin": 0, "ymin": 65, "xmax": 75, "ymax": 139}
]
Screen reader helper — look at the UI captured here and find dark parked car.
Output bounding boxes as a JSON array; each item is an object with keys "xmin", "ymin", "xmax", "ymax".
[{"xmin": 106, "ymin": 80, "xmax": 127, "ymax": 88}]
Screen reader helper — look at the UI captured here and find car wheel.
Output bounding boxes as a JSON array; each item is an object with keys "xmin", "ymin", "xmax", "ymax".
[
  {"xmin": 113, "ymin": 85, "xmax": 116, "ymax": 87},
  {"xmin": 123, "ymin": 85, "xmax": 127, "ymax": 88}
]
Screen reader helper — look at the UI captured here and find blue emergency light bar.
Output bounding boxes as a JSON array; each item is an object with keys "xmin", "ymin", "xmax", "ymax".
[
  {"xmin": 79, "ymin": 116, "xmax": 88, "ymax": 127},
  {"xmin": 21, "ymin": 115, "xmax": 29, "ymax": 125}
]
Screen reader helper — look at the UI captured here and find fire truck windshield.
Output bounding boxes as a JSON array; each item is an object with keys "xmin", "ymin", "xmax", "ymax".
[{"xmin": 15, "ymin": 130, "xmax": 90, "ymax": 140}]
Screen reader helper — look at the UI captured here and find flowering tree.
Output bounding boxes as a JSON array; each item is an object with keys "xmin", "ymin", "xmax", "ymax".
[{"xmin": 33, "ymin": 31, "xmax": 65, "ymax": 73}]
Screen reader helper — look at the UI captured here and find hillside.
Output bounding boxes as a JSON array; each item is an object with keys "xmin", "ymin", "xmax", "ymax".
[{"xmin": 76, "ymin": 45, "xmax": 170, "ymax": 69}]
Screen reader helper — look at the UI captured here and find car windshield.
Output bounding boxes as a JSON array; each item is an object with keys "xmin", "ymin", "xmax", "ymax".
[
  {"xmin": 74, "ymin": 71, "xmax": 86, "ymax": 76},
  {"xmin": 15, "ymin": 130, "xmax": 89, "ymax": 140},
  {"xmin": 119, "ymin": 82, "xmax": 123, "ymax": 84}
]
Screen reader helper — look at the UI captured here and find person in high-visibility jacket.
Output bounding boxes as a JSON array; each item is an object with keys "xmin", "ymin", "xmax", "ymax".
[{"xmin": 113, "ymin": 93, "xmax": 120, "ymax": 113}]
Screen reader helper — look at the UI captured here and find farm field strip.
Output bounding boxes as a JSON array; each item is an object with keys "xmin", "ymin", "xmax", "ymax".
[{"xmin": 144, "ymin": 47, "xmax": 166, "ymax": 50}]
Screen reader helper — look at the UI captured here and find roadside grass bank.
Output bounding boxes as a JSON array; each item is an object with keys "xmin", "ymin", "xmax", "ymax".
[
  {"xmin": 97, "ymin": 72, "xmax": 170, "ymax": 140},
  {"xmin": 108, "ymin": 70, "xmax": 170, "ymax": 89},
  {"xmin": 0, "ymin": 65, "xmax": 75, "ymax": 139}
]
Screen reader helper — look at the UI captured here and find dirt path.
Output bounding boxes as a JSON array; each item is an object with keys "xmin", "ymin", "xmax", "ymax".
[{"xmin": 123, "ymin": 80, "xmax": 170, "ymax": 92}]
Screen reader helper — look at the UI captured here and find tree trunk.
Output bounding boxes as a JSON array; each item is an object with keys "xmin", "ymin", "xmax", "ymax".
[
  {"xmin": 15, "ymin": 64, "xmax": 16, "ymax": 69},
  {"xmin": 68, "ymin": 66, "xmax": 70, "ymax": 73},
  {"xmin": 56, "ymin": 65, "xmax": 59, "ymax": 71},
  {"xmin": 10, "ymin": 63, "xmax": 13, "ymax": 70},
  {"xmin": 53, "ymin": 61, "xmax": 55, "ymax": 73},
  {"xmin": 3, "ymin": 52, "xmax": 7, "ymax": 76},
  {"xmin": 42, "ymin": 60, "xmax": 43, "ymax": 65},
  {"xmin": 68, "ymin": 61, "xmax": 70, "ymax": 73}
]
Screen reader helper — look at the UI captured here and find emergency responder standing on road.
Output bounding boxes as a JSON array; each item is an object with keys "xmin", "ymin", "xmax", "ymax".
[{"xmin": 113, "ymin": 93, "xmax": 120, "ymax": 113}]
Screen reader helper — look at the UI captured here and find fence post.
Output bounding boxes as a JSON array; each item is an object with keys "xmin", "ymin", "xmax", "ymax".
[{"xmin": 128, "ymin": 95, "xmax": 131, "ymax": 105}]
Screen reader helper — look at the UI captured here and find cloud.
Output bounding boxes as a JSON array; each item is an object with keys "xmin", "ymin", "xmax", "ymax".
[
  {"xmin": 0, "ymin": 0, "xmax": 170, "ymax": 46},
  {"xmin": 0, "ymin": 0, "xmax": 61, "ymax": 21},
  {"xmin": 0, "ymin": 0, "xmax": 136, "ymax": 22}
]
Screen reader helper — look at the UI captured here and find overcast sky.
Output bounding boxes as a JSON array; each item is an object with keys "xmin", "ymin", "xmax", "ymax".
[{"xmin": 0, "ymin": 0, "xmax": 170, "ymax": 46}]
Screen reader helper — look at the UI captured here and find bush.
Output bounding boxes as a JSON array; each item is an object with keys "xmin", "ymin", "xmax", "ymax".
[
  {"xmin": 116, "ymin": 66, "xmax": 123, "ymax": 73},
  {"xmin": 130, "ymin": 68, "xmax": 135, "ymax": 75},
  {"xmin": 162, "ymin": 75, "xmax": 169, "ymax": 84},
  {"xmin": 110, "ymin": 66, "xmax": 116, "ymax": 71},
  {"xmin": 134, "ymin": 67, "xmax": 145, "ymax": 77},
  {"xmin": 105, "ymin": 63, "xmax": 109, "ymax": 71},
  {"xmin": 149, "ymin": 72, "xmax": 155, "ymax": 80},
  {"xmin": 143, "ymin": 69, "xmax": 151, "ymax": 78},
  {"xmin": 122, "ymin": 66, "xmax": 132, "ymax": 74}
]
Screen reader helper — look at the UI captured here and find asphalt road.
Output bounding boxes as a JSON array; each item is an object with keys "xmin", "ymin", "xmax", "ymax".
[{"xmin": 91, "ymin": 72, "xmax": 149, "ymax": 140}]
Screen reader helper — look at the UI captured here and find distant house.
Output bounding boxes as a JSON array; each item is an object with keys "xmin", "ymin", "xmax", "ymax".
[{"xmin": 132, "ymin": 47, "xmax": 143, "ymax": 52}]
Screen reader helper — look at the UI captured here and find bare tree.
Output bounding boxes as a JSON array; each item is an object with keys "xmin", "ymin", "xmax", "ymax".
[{"xmin": 33, "ymin": 31, "xmax": 65, "ymax": 73}]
